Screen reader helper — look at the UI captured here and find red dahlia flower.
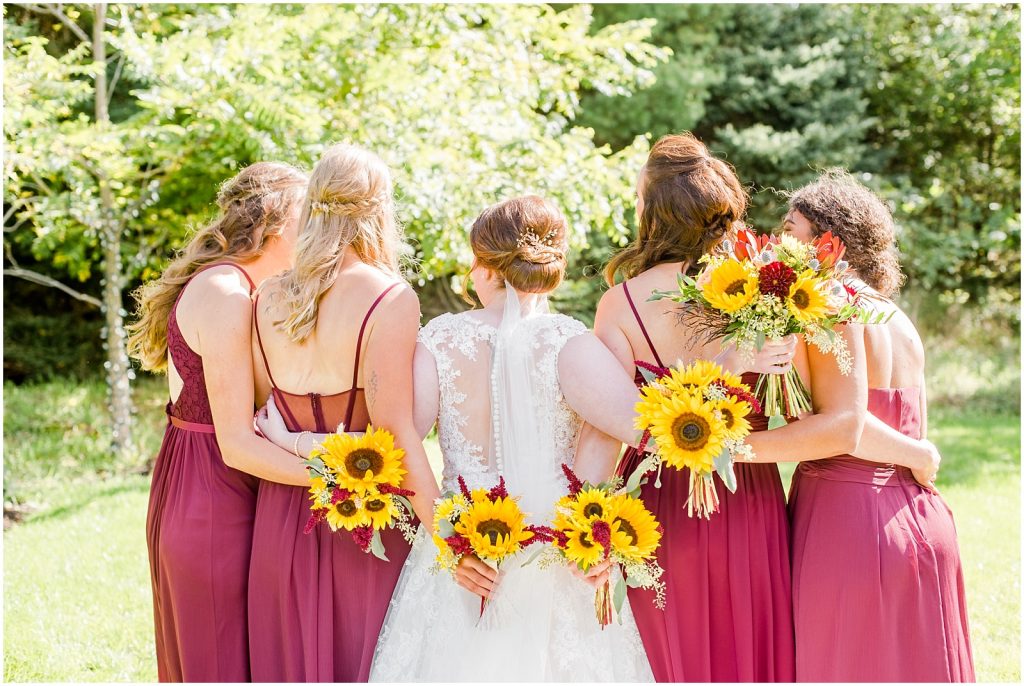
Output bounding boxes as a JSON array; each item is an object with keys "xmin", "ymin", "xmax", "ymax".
[{"xmin": 758, "ymin": 261, "xmax": 797, "ymax": 298}]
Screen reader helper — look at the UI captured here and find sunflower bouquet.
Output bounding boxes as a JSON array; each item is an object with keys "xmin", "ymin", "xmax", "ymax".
[
  {"xmin": 631, "ymin": 359, "xmax": 760, "ymax": 519},
  {"xmin": 432, "ymin": 475, "xmax": 553, "ymax": 616},
  {"xmin": 303, "ymin": 426, "xmax": 417, "ymax": 561},
  {"xmin": 650, "ymin": 229, "xmax": 886, "ymax": 429},
  {"xmin": 545, "ymin": 464, "xmax": 665, "ymax": 628}
]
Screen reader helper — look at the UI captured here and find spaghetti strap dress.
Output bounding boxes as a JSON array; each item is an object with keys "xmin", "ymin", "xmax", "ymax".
[
  {"xmin": 146, "ymin": 262, "xmax": 259, "ymax": 682},
  {"xmin": 615, "ymin": 280, "xmax": 796, "ymax": 683},
  {"xmin": 246, "ymin": 284, "xmax": 413, "ymax": 683},
  {"xmin": 789, "ymin": 387, "xmax": 974, "ymax": 681}
]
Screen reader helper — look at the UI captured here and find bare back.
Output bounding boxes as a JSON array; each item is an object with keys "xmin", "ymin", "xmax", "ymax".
[
  {"xmin": 858, "ymin": 288, "xmax": 925, "ymax": 391},
  {"xmin": 598, "ymin": 262, "xmax": 812, "ymax": 379},
  {"xmin": 251, "ymin": 260, "xmax": 397, "ymax": 423}
]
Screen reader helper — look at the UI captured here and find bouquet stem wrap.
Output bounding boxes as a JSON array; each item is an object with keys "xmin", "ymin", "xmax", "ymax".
[{"xmin": 756, "ymin": 367, "xmax": 813, "ymax": 429}]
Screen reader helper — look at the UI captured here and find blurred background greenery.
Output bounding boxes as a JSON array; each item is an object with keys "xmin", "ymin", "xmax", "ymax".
[{"xmin": 3, "ymin": 3, "xmax": 1020, "ymax": 681}]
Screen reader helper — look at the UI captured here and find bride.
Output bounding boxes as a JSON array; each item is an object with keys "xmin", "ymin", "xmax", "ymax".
[
  {"xmin": 262, "ymin": 195, "xmax": 654, "ymax": 681},
  {"xmin": 371, "ymin": 195, "xmax": 652, "ymax": 682}
]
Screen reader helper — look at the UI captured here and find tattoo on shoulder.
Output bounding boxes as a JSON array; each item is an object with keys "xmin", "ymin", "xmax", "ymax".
[{"xmin": 367, "ymin": 370, "xmax": 379, "ymax": 409}]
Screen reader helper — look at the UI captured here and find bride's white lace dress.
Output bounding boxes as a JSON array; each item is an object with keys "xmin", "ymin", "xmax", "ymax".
[{"xmin": 369, "ymin": 304, "xmax": 654, "ymax": 682}]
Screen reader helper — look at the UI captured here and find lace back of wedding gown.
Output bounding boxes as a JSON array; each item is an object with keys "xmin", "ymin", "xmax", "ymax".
[{"xmin": 369, "ymin": 305, "xmax": 654, "ymax": 683}]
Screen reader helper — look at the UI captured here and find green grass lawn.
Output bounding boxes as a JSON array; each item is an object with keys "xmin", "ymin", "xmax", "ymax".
[{"xmin": 3, "ymin": 377, "xmax": 1020, "ymax": 681}]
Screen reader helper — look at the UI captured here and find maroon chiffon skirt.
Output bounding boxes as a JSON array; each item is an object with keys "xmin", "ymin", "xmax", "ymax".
[
  {"xmin": 789, "ymin": 388, "xmax": 974, "ymax": 682},
  {"xmin": 146, "ymin": 418, "xmax": 258, "ymax": 682},
  {"xmin": 247, "ymin": 481, "xmax": 411, "ymax": 682},
  {"xmin": 619, "ymin": 437, "xmax": 795, "ymax": 682}
]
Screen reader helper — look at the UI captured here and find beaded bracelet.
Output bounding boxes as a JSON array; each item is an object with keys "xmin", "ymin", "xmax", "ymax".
[{"xmin": 293, "ymin": 430, "xmax": 312, "ymax": 458}]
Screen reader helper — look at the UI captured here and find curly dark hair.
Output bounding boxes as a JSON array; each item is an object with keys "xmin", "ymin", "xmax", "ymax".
[{"xmin": 788, "ymin": 169, "xmax": 905, "ymax": 297}]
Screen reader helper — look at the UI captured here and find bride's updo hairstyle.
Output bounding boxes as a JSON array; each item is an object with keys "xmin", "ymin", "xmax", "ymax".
[
  {"xmin": 466, "ymin": 195, "xmax": 569, "ymax": 299},
  {"xmin": 788, "ymin": 169, "xmax": 905, "ymax": 297},
  {"xmin": 605, "ymin": 132, "xmax": 748, "ymax": 285},
  {"xmin": 267, "ymin": 143, "xmax": 403, "ymax": 342}
]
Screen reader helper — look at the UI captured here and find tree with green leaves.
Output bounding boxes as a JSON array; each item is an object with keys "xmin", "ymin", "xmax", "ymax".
[{"xmin": 4, "ymin": 4, "xmax": 668, "ymax": 446}]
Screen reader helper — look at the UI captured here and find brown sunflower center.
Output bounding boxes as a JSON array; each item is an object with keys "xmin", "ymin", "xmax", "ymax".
[
  {"xmin": 671, "ymin": 412, "xmax": 710, "ymax": 451},
  {"xmin": 583, "ymin": 502, "xmax": 604, "ymax": 518},
  {"xmin": 346, "ymin": 448, "xmax": 383, "ymax": 476},
  {"xmin": 725, "ymin": 279, "xmax": 748, "ymax": 296},
  {"xmin": 365, "ymin": 498, "xmax": 387, "ymax": 512},
  {"xmin": 791, "ymin": 289, "xmax": 810, "ymax": 308},
  {"xmin": 477, "ymin": 519, "xmax": 512, "ymax": 545},
  {"xmin": 336, "ymin": 499, "xmax": 358, "ymax": 516},
  {"xmin": 577, "ymin": 532, "xmax": 594, "ymax": 548},
  {"xmin": 615, "ymin": 517, "xmax": 638, "ymax": 546},
  {"xmin": 720, "ymin": 407, "xmax": 735, "ymax": 429}
]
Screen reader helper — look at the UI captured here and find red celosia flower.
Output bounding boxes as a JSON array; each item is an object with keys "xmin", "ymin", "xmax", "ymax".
[
  {"xmin": 330, "ymin": 487, "xmax": 353, "ymax": 505},
  {"xmin": 635, "ymin": 360, "xmax": 671, "ymax": 379},
  {"xmin": 351, "ymin": 525, "xmax": 374, "ymax": 551},
  {"xmin": 445, "ymin": 534, "xmax": 473, "ymax": 557},
  {"xmin": 303, "ymin": 508, "xmax": 327, "ymax": 535},
  {"xmin": 759, "ymin": 261, "xmax": 797, "ymax": 298},
  {"xmin": 378, "ymin": 483, "xmax": 416, "ymax": 497},
  {"xmin": 525, "ymin": 525, "xmax": 558, "ymax": 544},
  {"xmin": 457, "ymin": 475, "xmax": 472, "ymax": 501},
  {"xmin": 552, "ymin": 529, "xmax": 569, "ymax": 548},
  {"xmin": 561, "ymin": 463, "xmax": 584, "ymax": 496},
  {"xmin": 488, "ymin": 476, "xmax": 509, "ymax": 500},
  {"xmin": 713, "ymin": 381, "xmax": 764, "ymax": 415},
  {"xmin": 590, "ymin": 520, "xmax": 612, "ymax": 558}
]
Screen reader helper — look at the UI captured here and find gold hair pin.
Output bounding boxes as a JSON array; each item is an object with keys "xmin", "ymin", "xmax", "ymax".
[{"xmin": 515, "ymin": 229, "xmax": 558, "ymax": 250}]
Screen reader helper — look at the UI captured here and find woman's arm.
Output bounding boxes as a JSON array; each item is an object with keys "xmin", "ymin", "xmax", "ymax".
[
  {"xmin": 568, "ymin": 292, "xmax": 644, "ymax": 483},
  {"xmin": 362, "ymin": 286, "xmax": 440, "ymax": 524},
  {"xmin": 195, "ymin": 270, "xmax": 310, "ymax": 486},
  {"xmin": 744, "ymin": 324, "xmax": 868, "ymax": 463}
]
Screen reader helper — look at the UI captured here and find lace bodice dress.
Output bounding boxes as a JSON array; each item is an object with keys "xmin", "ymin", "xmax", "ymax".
[{"xmin": 369, "ymin": 310, "xmax": 654, "ymax": 683}]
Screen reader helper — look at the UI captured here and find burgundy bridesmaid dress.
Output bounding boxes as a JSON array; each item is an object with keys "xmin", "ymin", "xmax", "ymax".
[
  {"xmin": 146, "ymin": 262, "xmax": 259, "ymax": 682},
  {"xmin": 247, "ymin": 284, "xmax": 412, "ymax": 683},
  {"xmin": 789, "ymin": 387, "xmax": 975, "ymax": 682},
  {"xmin": 617, "ymin": 281, "xmax": 796, "ymax": 683}
]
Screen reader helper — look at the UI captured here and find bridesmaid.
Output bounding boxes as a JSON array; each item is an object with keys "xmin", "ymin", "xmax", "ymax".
[
  {"xmin": 783, "ymin": 171, "xmax": 974, "ymax": 681},
  {"xmin": 246, "ymin": 143, "xmax": 438, "ymax": 682},
  {"xmin": 589, "ymin": 133, "xmax": 809, "ymax": 682},
  {"xmin": 128, "ymin": 162, "xmax": 317, "ymax": 682}
]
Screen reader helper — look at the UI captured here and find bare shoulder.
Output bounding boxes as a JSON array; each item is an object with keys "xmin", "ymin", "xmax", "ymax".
[
  {"xmin": 181, "ymin": 265, "xmax": 252, "ymax": 320},
  {"xmin": 596, "ymin": 282, "xmax": 626, "ymax": 313}
]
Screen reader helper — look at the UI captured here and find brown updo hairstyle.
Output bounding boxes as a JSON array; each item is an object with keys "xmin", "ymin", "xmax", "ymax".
[
  {"xmin": 127, "ymin": 162, "xmax": 308, "ymax": 372},
  {"xmin": 788, "ymin": 169, "xmax": 905, "ymax": 297},
  {"xmin": 604, "ymin": 132, "xmax": 748, "ymax": 285},
  {"xmin": 463, "ymin": 195, "xmax": 569, "ymax": 303}
]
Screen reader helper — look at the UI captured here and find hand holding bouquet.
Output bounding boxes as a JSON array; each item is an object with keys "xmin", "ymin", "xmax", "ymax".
[
  {"xmin": 651, "ymin": 229, "xmax": 888, "ymax": 429},
  {"xmin": 632, "ymin": 359, "xmax": 759, "ymax": 518},
  {"xmin": 303, "ymin": 426, "xmax": 417, "ymax": 560},
  {"xmin": 431, "ymin": 476, "xmax": 552, "ymax": 617},
  {"xmin": 547, "ymin": 465, "xmax": 665, "ymax": 627}
]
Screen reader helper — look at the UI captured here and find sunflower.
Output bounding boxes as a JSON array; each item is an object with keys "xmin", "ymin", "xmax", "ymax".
[
  {"xmin": 433, "ymin": 493, "xmax": 469, "ymax": 530},
  {"xmin": 316, "ymin": 426, "xmax": 407, "ymax": 494},
  {"xmin": 455, "ymin": 497, "xmax": 533, "ymax": 561},
  {"xmin": 363, "ymin": 492, "xmax": 401, "ymax": 530},
  {"xmin": 713, "ymin": 395, "xmax": 753, "ymax": 440},
  {"xmin": 571, "ymin": 487, "xmax": 616, "ymax": 522},
  {"xmin": 714, "ymin": 367, "xmax": 746, "ymax": 390},
  {"xmin": 787, "ymin": 271, "xmax": 831, "ymax": 325},
  {"xmin": 325, "ymin": 495, "xmax": 371, "ymax": 531},
  {"xmin": 701, "ymin": 259, "xmax": 758, "ymax": 314},
  {"xmin": 561, "ymin": 524, "xmax": 606, "ymax": 569},
  {"xmin": 644, "ymin": 391, "xmax": 726, "ymax": 473},
  {"xmin": 609, "ymin": 494, "xmax": 662, "ymax": 561},
  {"xmin": 660, "ymin": 360, "xmax": 720, "ymax": 395}
]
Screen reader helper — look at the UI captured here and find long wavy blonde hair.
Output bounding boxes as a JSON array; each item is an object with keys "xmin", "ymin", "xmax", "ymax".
[
  {"xmin": 265, "ymin": 143, "xmax": 403, "ymax": 342},
  {"xmin": 127, "ymin": 162, "xmax": 308, "ymax": 372}
]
